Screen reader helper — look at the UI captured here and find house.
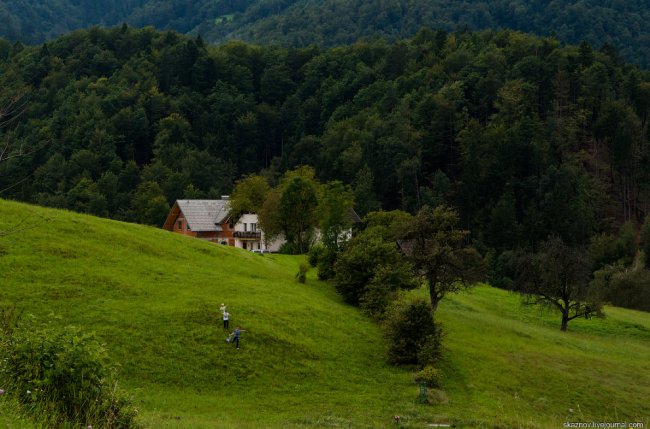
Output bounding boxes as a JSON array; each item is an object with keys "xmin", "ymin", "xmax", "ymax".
[
  {"xmin": 162, "ymin": 198, "xmax": 281, "ymax": 251},
  {"xmin": 163, "ymin": 197, "xmax": 361, "ymax": 252}
]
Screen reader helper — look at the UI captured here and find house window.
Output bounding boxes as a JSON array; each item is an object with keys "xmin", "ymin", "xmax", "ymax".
[
  {"xmin": 251, "ymin": 223, "xmax": 257, "ymax": 232},
  {"xmin": 257, "ymin": 242, "xmax": 261, "ymax": 250},
  {"xmin": 244, "ymin": 223, "xmax": 248, "ymax": 232},
  {"xmin": 177, "ymin": 220, "xmax": 183, "ymax": 230}
]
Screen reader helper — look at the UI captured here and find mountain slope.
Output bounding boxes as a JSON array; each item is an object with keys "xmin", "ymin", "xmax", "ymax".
[
  {"xmin": 203, "ymin": 0, "xmax": 650, "ymax": 68},
  {"xmin": 1, "ymin": 199, "xmax": 649, "ymax": 427},
  {"xmin": 2, "ymin": 26, "xmax": 650, "ymax": 248},
  {"xmin": 0, "ymin": 0, "xmax": 649, "ymax": 67}
]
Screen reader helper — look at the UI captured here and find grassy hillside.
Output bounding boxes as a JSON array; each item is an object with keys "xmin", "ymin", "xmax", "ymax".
[
  {"xmin": 0, "ymin": 199, "xmax": 434, "ymax": 428},
  {"xmin": 1, "ymin": 198, "xmax": 649, "ymax": 428}
]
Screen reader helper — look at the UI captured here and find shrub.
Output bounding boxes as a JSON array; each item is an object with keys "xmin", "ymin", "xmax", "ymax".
[
  {"xmin": 607, "ymin": 269, "xmax": 650, "ymax": 312},
  {"xmin": 589, "ymin": 223, "xmax": 638, "ymax": 270},
  {"xmin": 359, "ymin": 270, "xmax": 398, "ymax": 320},
  {"xmin": 488, "ymin": 250, "xmax": 517, "ymax": 290},
  {"xmin": 316, "ymin": 247, "xmax": 339, "ymax": 280},
  {"xmin": 383, "ymin": 299, "xmax": 442, "ymax": 366},
  {"xmin": 279, "ymin": 242, "xmax": 299, "ymax": 254},
  {"xmin": 414, "ymin": 365, "xmax": 443, "ymax": 388},
  {"xmin": 417, "ymin": 333, "xmax": 444, "ymax": 366},
  {"xmin": 0, "ymin": 315, "xmax": 140, "ymax": 429},
  {"xmin": 307, "ymin": 244, "xmax": 338, "ymax": 280},
  {"xmin": 307, "ymin": 244, "xmax": 324, "ymax": 267},
  {"xmin": 333, "ymin": 228, "xmax": 416, "ymax": 306},
  {"xmin": 359, "ymin": 263, "xmax": 419, "ymax": 320},
  {"xmin": 296, "ymin": 263, "xmax": 309, "ymax": 283}
]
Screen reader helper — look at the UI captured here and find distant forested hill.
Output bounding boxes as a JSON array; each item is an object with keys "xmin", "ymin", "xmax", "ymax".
[
  {"xmin": 0, "ymin": 0, "xmax": 649, "ymax": 68},
  {"xmin": 0, "ymin": 0, "xmax": 144, "ymax": 42},
  {"xmin": 201, "ymin": 0, "xmax": 650, "ymax": 69},
  {"xmin": 1, "ymin": 26, "xmax": 650, "ymax": 256}
]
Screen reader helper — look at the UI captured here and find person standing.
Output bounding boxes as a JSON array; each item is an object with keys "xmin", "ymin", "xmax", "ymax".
[
  {"xmin": 232, "ymin": 326, "xmax": 247, "ymax": 349},
  {"xmin": 223, "ymin": 310, "xmax": 230, "ymax": 330},
  {"xmin": 220, "ymin": 303, "xmax": 227, "ymax": 314}
]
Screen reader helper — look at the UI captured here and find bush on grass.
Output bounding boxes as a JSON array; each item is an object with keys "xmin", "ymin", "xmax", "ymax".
[
  {"xmin": 296, "ymin": 262, "xmax": 309, "ymax": 283},
  {"xmin": 0, "ymin": 308, "xmax": 140, "ymax": 429},
  {"xmin": 307, "ymin": 244, "xmax": 339, "ymax": 280},
  {"xmin": 383, "ymin": 299, "xmax": 442, "ymax": 366},
  {"xmin": 307, "ymin": 244, "xmax": 324, "ymax": 267},
  {"xmin": 414, "ymin": 365, "xmax": 443, "ymax": 388}
]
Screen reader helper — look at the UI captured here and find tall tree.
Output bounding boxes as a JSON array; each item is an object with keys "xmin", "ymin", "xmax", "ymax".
[
  {"xmin": 228, "ymin": 174, "xmax": 271, "ymax": 219},
  {"xmin": 514, "ymin": 236, "xmax": 603, "ymax": 331},
  {"xmin": 318, "ymin": 180, "xmax": 355, "ymax": 252},
  {"xmin": 278, "ymin": 176, "xmax": 319, "ymax": 253},
  {"xmin": 258, "ymin": 188, "xmax": 282, "ymax": 247},
  {"xmin": 398, "ymin": 205, "xmax": 485, "ymax": 313}
]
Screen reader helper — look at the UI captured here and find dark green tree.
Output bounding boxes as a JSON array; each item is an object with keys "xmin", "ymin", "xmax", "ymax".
[
  {"xmin": 515, "ymin": 236, "xmax": 604, "ymax": 331},
  {"xmin": 130, "ymin": 181, "xmax": 170, "ymax": 226},
  {"xmin": 229, "ymin": 174, "xmax": 271, "ymax": 219},
  {"xmin": 398, "ymin": 205, "xmax": 485, "ymax": 313},
  {"xmin": 383, "ymin": 298, "xmax": 441, "ymax": 366},
  {"xmin": 318, "ymin": 180, "xmax": 355, "ymax": 252},
  {"xmin": 278, "ymin": 175, "xmax": 319, "ymax": 254},
  {"xmin": 333, "ymin": 225, "xmax": 417, "ymax": 318},
  {"xmin": 258, "ymin": 188, "xmax": 282, "ymax": 247}
]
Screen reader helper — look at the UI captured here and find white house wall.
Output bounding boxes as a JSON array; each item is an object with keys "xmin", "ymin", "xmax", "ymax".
[{"xmin": 234, "ymin": 213, "xmax": 285, "ymax": 251}]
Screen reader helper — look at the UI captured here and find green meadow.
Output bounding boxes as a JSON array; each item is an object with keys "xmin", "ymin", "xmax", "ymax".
[{"xmin": 0, "ymin": 199, "xmax": 649, "ymax": 428}]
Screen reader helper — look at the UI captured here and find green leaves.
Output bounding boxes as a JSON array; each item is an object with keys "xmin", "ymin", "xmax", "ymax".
[{"xmin": 0, "ymin": 317, "xmax": 139, "ymax": 428}]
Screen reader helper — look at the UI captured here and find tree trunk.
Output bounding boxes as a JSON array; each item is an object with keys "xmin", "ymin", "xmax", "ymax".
[
  {"xmin": 428, "ymin": 281, "xmax": 440, "ymax": 313},
  {"xmin": 560, "ymin": 311, "xmax": 569, "ymax": 332}
]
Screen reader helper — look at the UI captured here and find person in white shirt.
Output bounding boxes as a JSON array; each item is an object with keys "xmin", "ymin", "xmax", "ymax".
[{"xmin": 223, "ymin": 310, "xmax": 230, "ymax": 330}]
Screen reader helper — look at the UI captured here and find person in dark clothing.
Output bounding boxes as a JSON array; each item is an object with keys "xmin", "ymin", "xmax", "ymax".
[{"xmin": 232, "ymin": 326, "xmax": 247, "ymax": 349}]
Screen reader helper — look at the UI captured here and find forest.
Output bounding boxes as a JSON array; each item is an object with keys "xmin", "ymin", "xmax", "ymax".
[
  {"xmin": 1, "ymin": 0, "xmax": 650, "ymax": 68},
  {"xmin": 1, "ymin": 25, "xmax": 650, "ymax": 310}
]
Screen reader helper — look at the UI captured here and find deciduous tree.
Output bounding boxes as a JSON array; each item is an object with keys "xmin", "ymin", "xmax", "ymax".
[
  {"xmin": 333, "ymin": 225, "xmax": 417, "ymax": 318},
  {"xmin": 318, "ymin": 180, "xmax": 355, "ymax": 252},
  {"xmin": 278, "ymin": 175, "xmax": 319, "ymax": 254},
  {"xmin": 229, "ymin": 174, "xmax": 271, "ymax": 219},
  {"xmin": 515, "ymin": 236, "xmax": 603, "ymax": 331},
  {"xmin": 398, "ymin": 205, "xmax": 485, "ymax": 313}
]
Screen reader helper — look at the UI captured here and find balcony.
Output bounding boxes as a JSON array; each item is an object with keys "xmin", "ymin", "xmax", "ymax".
[{"xmin": 234, "ymin": 231, "xmax": 261, "ymax": 239}]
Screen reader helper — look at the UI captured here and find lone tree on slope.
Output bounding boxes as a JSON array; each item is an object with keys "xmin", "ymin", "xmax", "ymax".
[
  {"xmin": 515, "ymin": 236, "xmax": 604, "ymax": 332},
  {"xmin": 398, "ymin": 205, "xmax": 485, "ymax": 314}
]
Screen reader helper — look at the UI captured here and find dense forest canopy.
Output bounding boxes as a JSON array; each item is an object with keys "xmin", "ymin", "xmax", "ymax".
[
  {"xmin": 0, "ymin": 0, "xmax": 649, "ymax": 68},
  {"xmin": 1, "ymin": 26, "xmax": 650, "ymax": 262}
]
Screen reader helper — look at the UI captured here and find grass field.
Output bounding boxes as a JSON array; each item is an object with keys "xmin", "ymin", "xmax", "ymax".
[{"xmin": 0, "ymin": 199, "xmax": 649, "ymax": 428}]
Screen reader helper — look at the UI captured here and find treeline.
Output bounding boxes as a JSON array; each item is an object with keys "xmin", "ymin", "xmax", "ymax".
[
  {"xmin": 0, "ymin": 0, "xmax": 247, "ymax": 43},
  {"xmin": 1, "ymin": 26, "xmax": 650, "ymax": 309},
  {"xmin": 203, "ymin": 0, "xmax": 650, "ymax": 68},
  {"xmin": 0, "ymin": 0, "xmax": 146, "ymax": 43},
  {"xmin": 1, "ymin": 0, "xmax": 650, "ymax": 68}
]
